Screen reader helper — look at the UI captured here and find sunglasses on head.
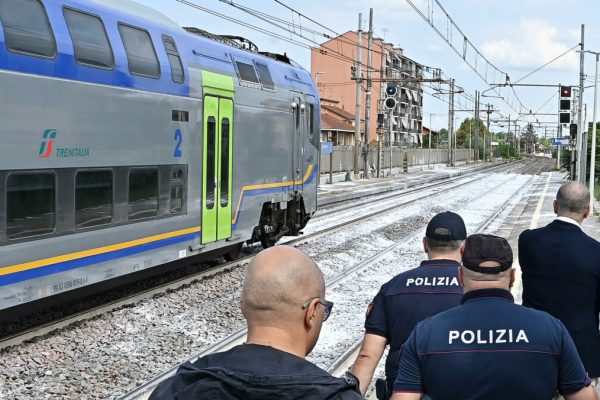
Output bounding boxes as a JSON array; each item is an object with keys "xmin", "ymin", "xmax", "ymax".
[{"xmin": 302, "ymin": 297, "xmax": 334, "ymax": 321}]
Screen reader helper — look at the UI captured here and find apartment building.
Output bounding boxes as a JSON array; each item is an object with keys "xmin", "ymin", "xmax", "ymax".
[{"xmin": 311, "ymin": 31, "xmax": 424, "ymax": 146}]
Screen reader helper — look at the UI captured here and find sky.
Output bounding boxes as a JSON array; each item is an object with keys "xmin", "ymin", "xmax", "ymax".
[{"xmin": 137, "ymin": 0, "xmax": 600, "ymax": 137}]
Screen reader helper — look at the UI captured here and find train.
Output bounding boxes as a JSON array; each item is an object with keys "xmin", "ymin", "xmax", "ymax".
[{"xmin": 0, "ymin": 0, "xmax": 319, "ymax": 311}]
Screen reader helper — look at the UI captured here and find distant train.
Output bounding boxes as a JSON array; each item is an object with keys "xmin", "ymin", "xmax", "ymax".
[{"xmin": 0, "ymin": 0, "xmax": 319, "ymax": 310}]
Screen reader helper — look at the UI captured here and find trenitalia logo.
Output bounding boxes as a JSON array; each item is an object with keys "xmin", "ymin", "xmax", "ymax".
[
  {"xmin": 38, "ymin": 129, "xmax": 57, "ymax": 158},
  {"xmin": 37, "ymin": 129, "xmax": 90, "ymax": 158}
]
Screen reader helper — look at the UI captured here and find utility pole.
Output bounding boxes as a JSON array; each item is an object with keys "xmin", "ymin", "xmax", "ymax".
[
  {"xmin": 590, "ymin": 52, "xmax": 599, "ymax": 214},
  {"xmin": 428, "ymin": 113, "xmax": 433, "ymax": 169},
  {"xmin": 474, "ymin": 91, "xmax": 480, "ymax": 161},
  {"xmin": 363, "ymin": 9, "xmax": 373, "ymax": 180},
  {"xmin": 577, "ymin": 24, "xmax": 585, "ymax": 183},
  {"xmin": 557, "ymin": 124, "xmax": 561, "ymax": 170},
  {"xmin": 507, "ymin": 115, "xmax": 511, "ymax": 159},
  {"xmin": 447, "ymin": 79, "xmax": 455, "ymax": 166},
  {"xmin": 353, "ymin": 14, "xmax": 363, "ymax": 180},
  {"xmin": 485, "ymin": 104, "xmax": 491, "ymax": 162}
]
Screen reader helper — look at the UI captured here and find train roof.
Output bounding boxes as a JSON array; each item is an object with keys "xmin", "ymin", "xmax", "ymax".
[
  {"xmin": 0, "ymin": 0, "xmax": 315, "ymax": 97},
  {"xmin": 85, "ymin": 0, "xmax": 181, "ymax": 29}
]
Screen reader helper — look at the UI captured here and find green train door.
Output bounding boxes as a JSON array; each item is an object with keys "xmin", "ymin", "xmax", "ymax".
[{"xmin": 202, "ymin": 73, "xmax": 234, "ymax": 244}]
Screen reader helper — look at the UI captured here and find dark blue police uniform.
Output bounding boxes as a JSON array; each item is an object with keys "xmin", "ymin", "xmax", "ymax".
[
  {"xmin": 365, "ymin": 259, "xmax": 463, "ymax": 391},
  {"xmin": 394, "ymin": 288, "xmax": 591, "ymax": 400}
]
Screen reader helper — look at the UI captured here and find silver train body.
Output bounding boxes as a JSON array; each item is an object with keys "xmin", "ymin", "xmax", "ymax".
[{"xmin": 0, "ymin": 0, "xmax": 319, "ymax": 310}]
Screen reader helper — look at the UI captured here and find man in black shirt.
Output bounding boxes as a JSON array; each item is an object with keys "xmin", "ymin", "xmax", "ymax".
[{"xmin": 150, "ymin": 245, "xmax": 362, "ymax": 400}]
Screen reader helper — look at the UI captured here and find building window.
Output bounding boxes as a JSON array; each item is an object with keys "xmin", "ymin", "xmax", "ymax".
[
  {"xmin": 128, "ymin": 168, "xmax": 159, "ymax": 220},
  {"xmin": 75, "ymin": 170, "xmax": 113, "ymax": 228},
  {"xmin": 63, "ymin": 8, "xmax": 114, "ymax": 69},
  {"xmin": 0, "ymin": 0, "xmax": 56, "ymax": 58},
  {"xmin": 118, "ymin": 23, "xmax": 160, "ymax": 78},
  {"xmin": 162, "ymin": 35, "xmax": 184, "ymax": 83},
  {"xmin": 6, "ymin": 173, "xmax": 55, "ymax": 239}
]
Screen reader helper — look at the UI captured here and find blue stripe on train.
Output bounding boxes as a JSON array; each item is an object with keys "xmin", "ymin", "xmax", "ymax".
[{"xmin": 0, "ymin": 231, "xmax": 200, "ymax": 287}]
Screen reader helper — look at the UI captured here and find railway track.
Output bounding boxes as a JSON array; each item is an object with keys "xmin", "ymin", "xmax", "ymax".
[
  {"xmin": 314, "ymin": 160, "xmax": 521, "ymax": 219},
  {"xmin": 119, "ymin": 161, "xmax": 547, "ymax": 400},
  {"xmin": 0, "ymin": 159, "xmax": 547, "ymax": 351},
  {"xmin": 325, "ymin": 161, "xmax": 551, "ymax": 399}
]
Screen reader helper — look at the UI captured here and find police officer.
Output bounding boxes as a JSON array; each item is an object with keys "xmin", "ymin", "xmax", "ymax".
[
  {"xmin": 150, "ymin": 246, "xmax": 362, "ymax": 400},
  {"xmin": 391, "ymin": 234, "xmax": 597, "ymax": 400},
  {"xmin": 352, "ymin": 211, "xmax": 466, "ymax": 398}
]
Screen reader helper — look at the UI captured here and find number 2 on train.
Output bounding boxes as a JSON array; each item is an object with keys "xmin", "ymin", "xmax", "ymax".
[{"xmin": 174, "ymin": 129, "xmax": 183, "ymax": 157}]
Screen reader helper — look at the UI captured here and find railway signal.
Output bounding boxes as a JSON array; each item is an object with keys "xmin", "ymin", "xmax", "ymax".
[
  {"xmin": 386, "ymin": 84, "xmax": 398, "ymax": 96},
  {"xmin": 570, "ymin": 123, "xmax": 578, "ymax": 139},
  {"xmin": 559, "ymin": 85, "xmax": 572, "ymax": 124},
  {"xmin": 560, "ymin": 85, "xmax": 572, "ymax": 97},
  {"xmin": 385, "ymin": 83, "xmax": 398, "ymax": 110}
]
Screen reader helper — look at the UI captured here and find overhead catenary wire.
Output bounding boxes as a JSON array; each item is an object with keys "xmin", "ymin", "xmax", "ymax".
[
  {"xmin": 403, "ymin": 0, "xmax": 534, "ymax": 121},
  {"xmin": 176, "ymin": 0, "xmax": 367, "ymax": 67},
  {"xmin": 182, "ymin": 0, "xmax": 495, "ymax": 126},
  {"xmin": 513, "ymin": 44, "xmax": 579, "ymax": 84}
]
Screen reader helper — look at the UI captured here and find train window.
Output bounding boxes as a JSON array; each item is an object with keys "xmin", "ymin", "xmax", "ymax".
[
  {"xmin": 118, "ymin": 23, "xmax": 160, "ymax": 78},
  {"xmin": 128, "ymin": 168, "xmax": 159, "ymax": 221},
  {"xmin": 63, "ymin": 8, "xmax": 114, "ymax": 69},
  {"xmin": 172, "ymin": 110, "xmax": 189, "ymax": 122},
  {"xmin": 235, "ymin": 61, "xmax": 259, "ymax": 84},
  {"xmin": 162, "ymin": 35, "xmax": 184, "ymax": 83},
  {"xmin": 75, "ymin": 170, "xmax": 113, "ymax": 229},
  {"xmin": 206, "ymin": 117, "xmax": 216, "ymax": 210},
  {"xmin": 220, "ymin": 118, "xmax": 230, "ymax": 207},
  {"xmin": 6, "ymin": 173, "xmax": 55, "ymax": 240},
  {"xmin": 170, "ymin": 167, "xmax": 185, "ymax": 215},
  {"xmin": 0, "ymin": 0, "xmax": 56, "ymax": 58},
  {"xmin": 255, "ymin": 62, "xmax": 274, "ymax": 90}
]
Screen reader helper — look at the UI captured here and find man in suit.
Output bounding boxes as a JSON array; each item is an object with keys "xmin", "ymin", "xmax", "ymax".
[{"xmin": 519, "ymin": 181, "xmax": 600, "ymax": 381}]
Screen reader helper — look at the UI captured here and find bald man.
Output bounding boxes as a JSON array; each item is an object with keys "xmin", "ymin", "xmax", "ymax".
[
  {"xmin": 520, "ymin": 181, "xmax": 600, "ymax": 382},
  {"xmin": 150, "ymin": 246, "xmax": 363, "ymax": 400}
]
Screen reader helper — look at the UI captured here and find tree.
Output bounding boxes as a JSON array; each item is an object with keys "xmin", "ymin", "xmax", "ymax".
[
  {"xmin": 453, "ymin": 119, "xmax": 489, "ymax": 160},
  {"xmin": 437, "ymin": 128, "xmax": 448, "ymax": 149},
  {"xmin": 521, "ymin": 123, "xmax": 537, "ymax": 154}
]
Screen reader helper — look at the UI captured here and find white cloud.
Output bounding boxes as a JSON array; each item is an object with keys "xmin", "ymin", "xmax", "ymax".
[{"xmin": 481, "ymin": 18, "xmax": 578, "ymax": 71}]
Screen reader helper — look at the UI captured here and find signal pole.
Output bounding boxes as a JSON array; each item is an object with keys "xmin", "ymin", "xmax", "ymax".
[
  {"xmin": 363, "ymin": 9, "xmax": 373, "ymax": 179},
  {"xmin": 485, "ymin": 104, "xmax": 492, "ymax": 162},
  {"xmin": 447, "ymin": 79, "xmax": 455, "ymax": 166},
  {"xmin": 577, "ymin": 24, "xmax": 585, "ymax": 183},
  {"xmin": 474, "ymin": 91, "xmax": 480, "ymax": 161},
  {"xmin": 353, "ymin": 14, "xmax": 363, "ymax": 180},
  {"xmin": 589, "ymin": 51, "xmax": 599, "ymax": 213}
]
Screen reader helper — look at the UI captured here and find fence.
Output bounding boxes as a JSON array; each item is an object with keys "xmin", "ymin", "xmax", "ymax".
[{"xmin": 319, "ymin": 146, "xmax": 474, "ymax": 174}]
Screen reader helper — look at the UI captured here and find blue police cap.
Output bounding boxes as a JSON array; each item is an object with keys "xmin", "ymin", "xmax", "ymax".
[
  {"xmin": 426, "ymin": 211, "xmax": 467, "ymax": 241},
  {"xmin": 462, "ymin": 234, "xmax": 513, "ymax": 274}
]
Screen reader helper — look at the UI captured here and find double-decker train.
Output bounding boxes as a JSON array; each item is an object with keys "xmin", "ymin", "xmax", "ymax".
[{"xmin": 0, "ymin": 0, "xmax": 319, "ymax": 311}]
